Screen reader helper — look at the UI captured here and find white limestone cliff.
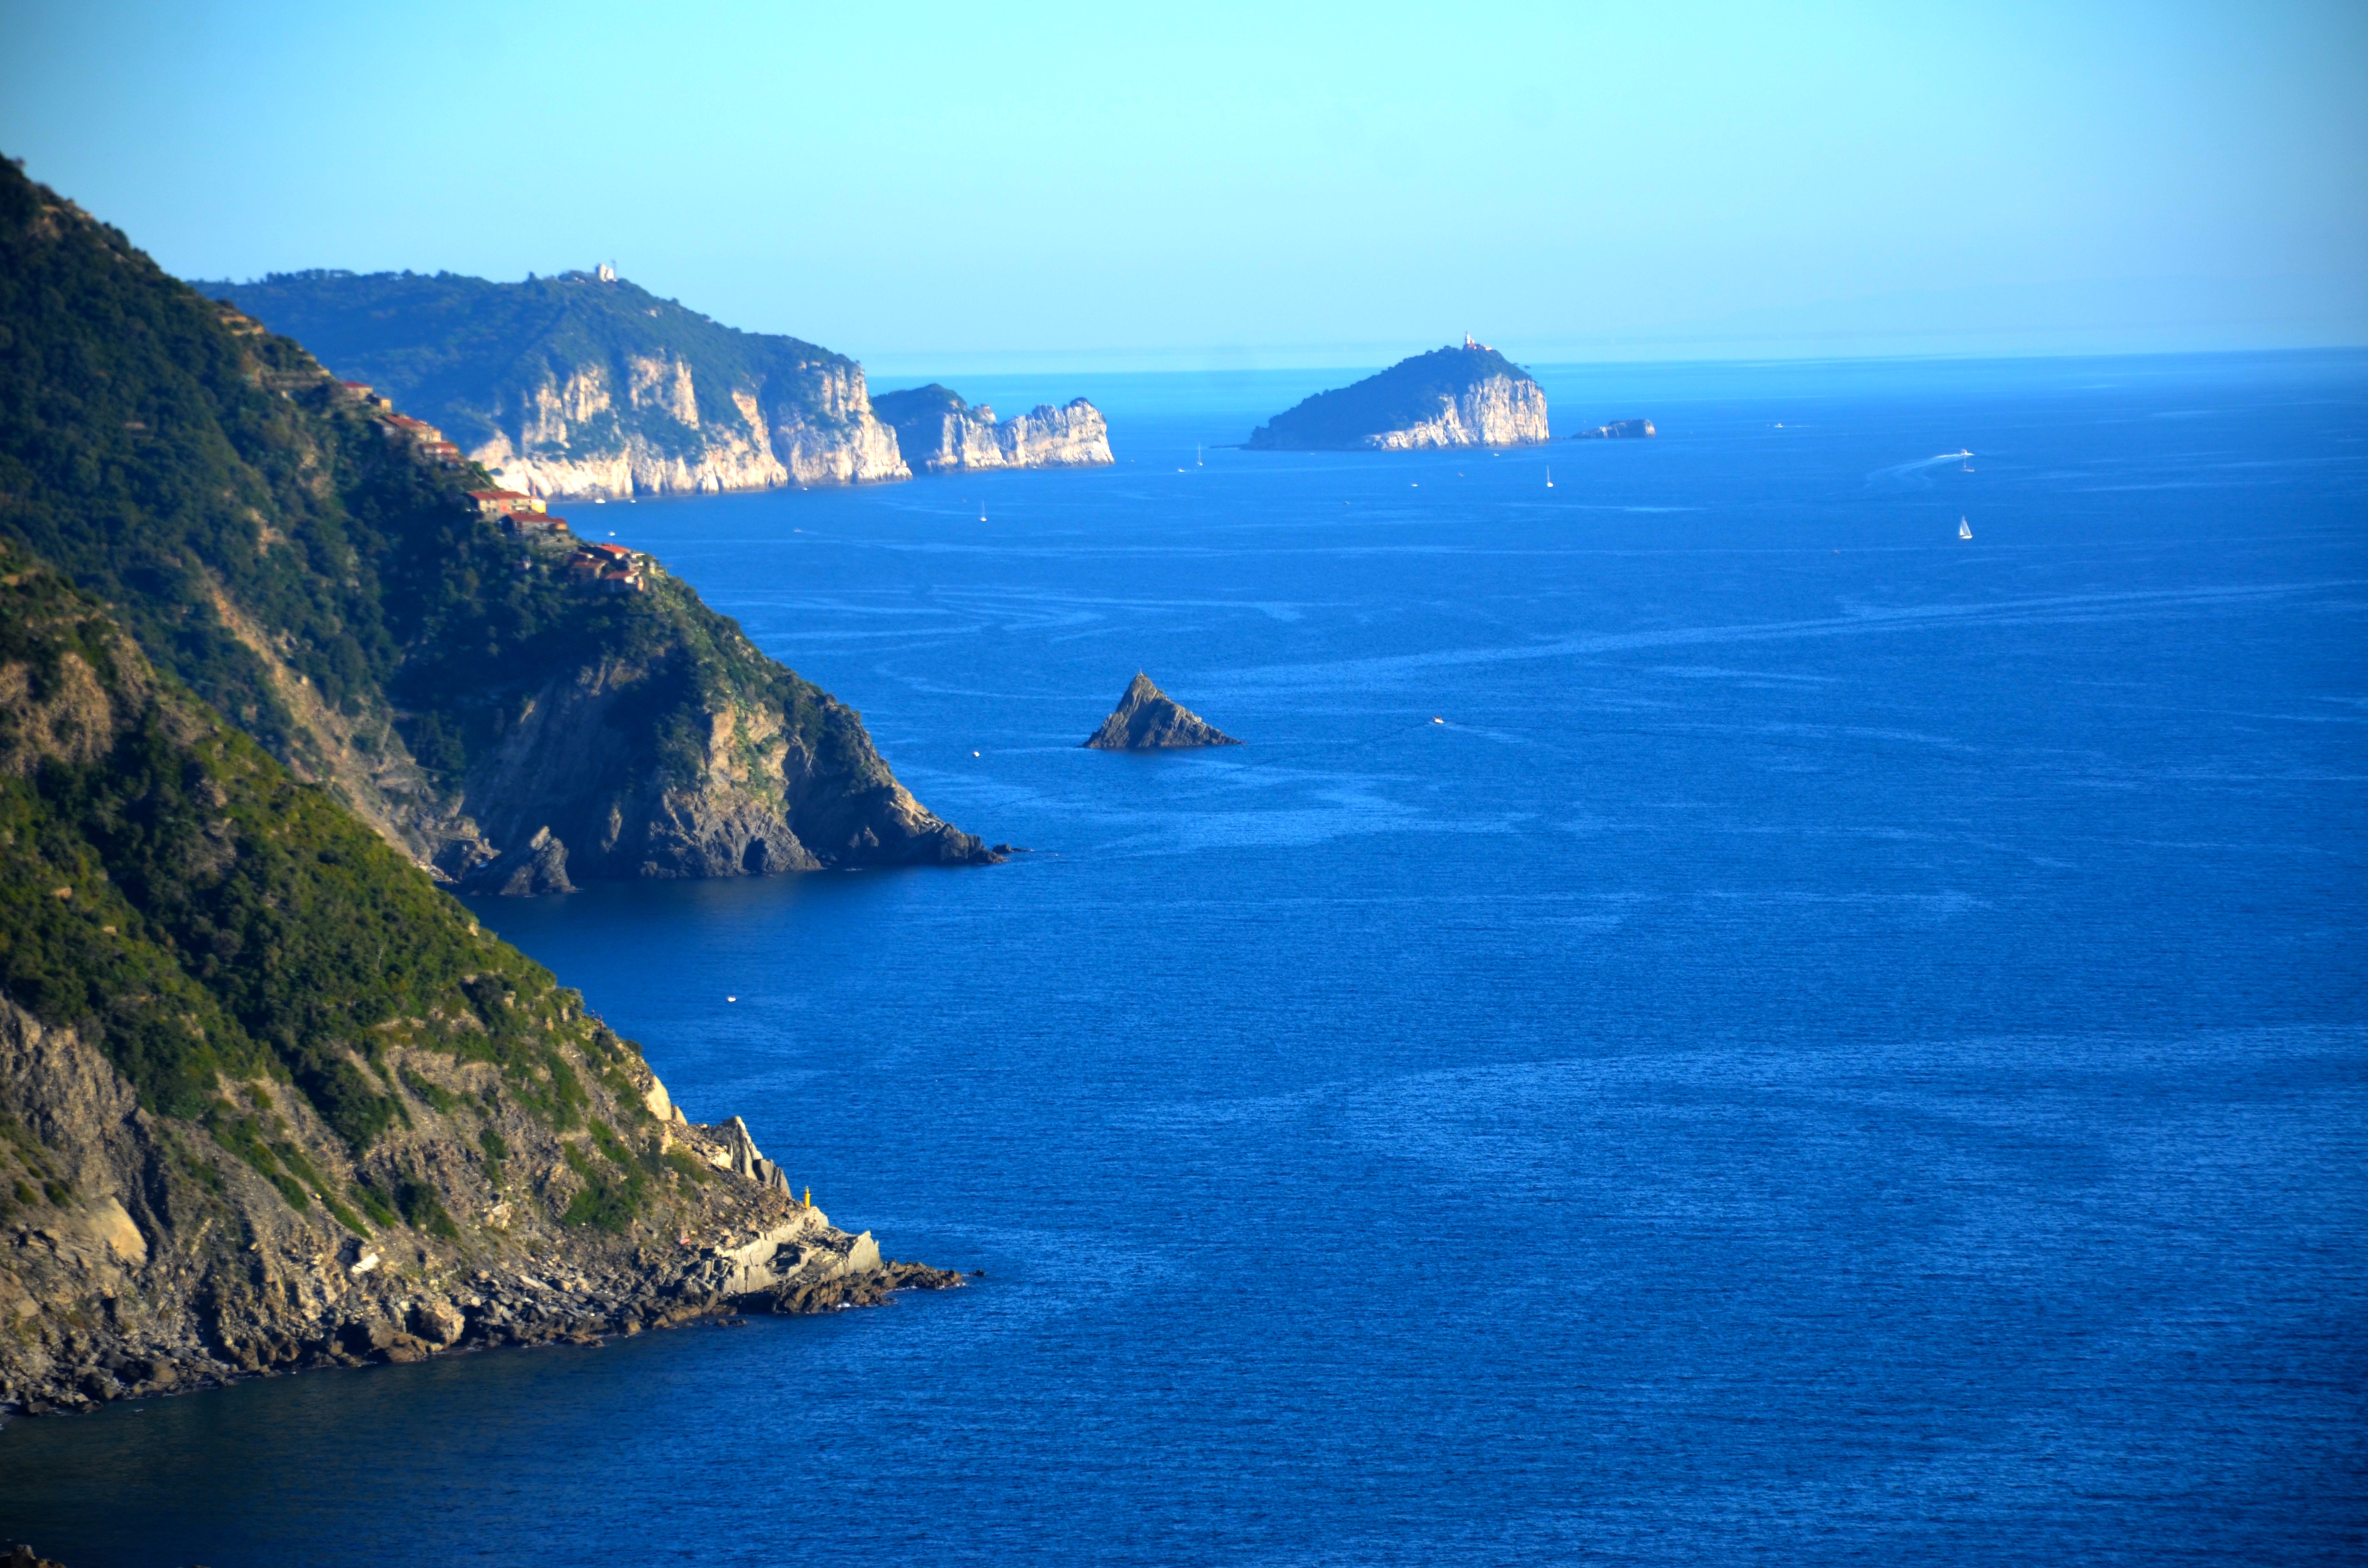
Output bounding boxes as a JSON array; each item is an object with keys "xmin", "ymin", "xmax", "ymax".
[
  {"xmin": 1362, "ymin": 375, "xmax": 1550, "ymax": 450},
  {"xmin": 471, "ymin": 357, "xmax": 909, "ymax": 499}
]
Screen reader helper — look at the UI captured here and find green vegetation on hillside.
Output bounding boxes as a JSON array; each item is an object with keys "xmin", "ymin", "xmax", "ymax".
[
  {"xmin": 190, "ymin": 267, "xmax": 856, "ymax": 459},
  {"xmin": 0, "ymin": 551, "xmax": 637, "ymax": 1150},
  {"xmin": 0, "ymin": 159, "xmax": 957, "ymax": 873}
]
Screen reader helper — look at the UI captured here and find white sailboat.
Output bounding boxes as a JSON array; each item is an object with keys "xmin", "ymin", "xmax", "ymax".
[
  {"xmin": 1958, "ymin": 516, "xmax": 1973, "ymax": 539},
  {"xmin": 1196, "ymin": 443, "xmax": 1203, "ymax": 467},
  {"xmin": 1545, "ymin": 466, "xmax": 1554, "ymax": 489}
]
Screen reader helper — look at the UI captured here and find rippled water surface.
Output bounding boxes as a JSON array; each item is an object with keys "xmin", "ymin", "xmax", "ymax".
[{"xmin": 4, "ymin": 354, "xmax": 2365, "ymax": 1564}]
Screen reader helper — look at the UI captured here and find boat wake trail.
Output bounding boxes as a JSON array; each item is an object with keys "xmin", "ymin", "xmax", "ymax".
[{"xmin": 1866, "ymin": 450, "xmax": 1975, "ymax": 489}]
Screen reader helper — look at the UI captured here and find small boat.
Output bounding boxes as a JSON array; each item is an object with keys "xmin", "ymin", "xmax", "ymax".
[
  {"xmin": 1545, "ymin": 466, "xmax": 1554, "ymax": 489},
  {"xmin": 1959, "ymin": 516, "xmax": 1973, "ymax": 539},
  {"xmin": 1196, "ymin": 443, "xmax": 1203, "ymax": 467}
]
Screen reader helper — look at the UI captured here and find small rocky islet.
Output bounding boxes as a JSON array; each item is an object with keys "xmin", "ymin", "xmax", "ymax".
[{"xmin": 1084, "ymin": 674, "xmax": 1241, "ymax": 749}]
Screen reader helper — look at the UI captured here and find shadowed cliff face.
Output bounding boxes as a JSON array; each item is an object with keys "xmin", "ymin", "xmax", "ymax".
[
  {"xmin": 0, "ymin": 559, "xmax": 960, "ymax": 1418},
  {"xmin": 191, "ymin": 270, "xmax": 910, "ymax": 499},
  {"xmin": 1246, "ymin": 343, "xmax": 1551, "ymax": 450},
  {"xmin": 871, "ymin": 384, "xmax": 1114, "ymax": 472},
  {"xmin": 0, "ymin": 162, "xmax": 992, "ymax": 886}
]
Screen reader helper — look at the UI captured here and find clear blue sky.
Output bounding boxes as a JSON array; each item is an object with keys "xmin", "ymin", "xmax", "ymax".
[{"xmin": 3, "ymin": 0, "xmax": 2362, "ymax": 369}]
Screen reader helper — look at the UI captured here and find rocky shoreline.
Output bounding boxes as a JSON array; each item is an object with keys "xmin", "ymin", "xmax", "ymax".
[{"xmin": 2, "ymin": 1042, "xmax": 971, "ymax": 1421}]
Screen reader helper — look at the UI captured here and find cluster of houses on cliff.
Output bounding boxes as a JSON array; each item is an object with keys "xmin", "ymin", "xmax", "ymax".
[
  {"xmin": 339, "ymin": 381, "xmax": 648, "ymax": 594},
  {"xmin": 463, "ymin": 489, "xmax": 648, "ymax": 593}
]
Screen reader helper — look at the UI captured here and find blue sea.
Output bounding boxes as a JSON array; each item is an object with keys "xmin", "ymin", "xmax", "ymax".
[{"xmin": 4, "ymin": 353, "xmax": 2364, "ymax": 1565}]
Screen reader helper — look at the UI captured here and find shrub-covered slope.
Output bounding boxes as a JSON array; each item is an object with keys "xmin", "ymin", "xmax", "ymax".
[
  {"xmin": 0, "ymin": 159, "xmax": 991, "ymax": 882},
  {"xmin": 0, "ymin": 551, "xmax": 955, "ymax": 1416}
]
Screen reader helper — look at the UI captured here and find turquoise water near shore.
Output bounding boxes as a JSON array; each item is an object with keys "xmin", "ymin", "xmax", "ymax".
[{"xmin": 3, "ymin": 353, "xmax": 2363, "ymax": 1564}]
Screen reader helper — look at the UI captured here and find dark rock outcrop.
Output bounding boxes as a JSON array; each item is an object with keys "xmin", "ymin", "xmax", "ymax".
[
  {"xmin": 1246, "ymin": 338, "xmax": 1549, "ymax": 451},
  {"xmin": 463, "ymin": 825, "xmax": 574, "ymax": 896},
  {"xmin": 1083, "ymin": 673, "xmax": 1241, "ymax": 750}
]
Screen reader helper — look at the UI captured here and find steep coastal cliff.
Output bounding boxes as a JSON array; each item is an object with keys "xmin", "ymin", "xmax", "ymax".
[
  {"xmin": 1247, "ymin": 340, "xmax": 1550, "ymax": 451},
  {"xmin": 191, "ymin": 269, "xmax": 909, "ymax": 499},
  {"xmin": 872, "ymin": 384, "xmax": 1113, "ymax": 472},
  {"xmin": 0, "ymin": 162, "xmax": 992, "ymax": 887},
  {"xmin": 0, "ymin": 556, "xmax": 960, "ymax": 1418}
]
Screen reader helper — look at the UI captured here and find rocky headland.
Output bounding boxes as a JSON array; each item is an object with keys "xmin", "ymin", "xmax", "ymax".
[
  {"xmin": 192, "ymin": 268, "xmax": 909, "ymax": 499},
  {"xmin": 5, "ymin": 161, "xmax": 993, "ymax": 892},
  {"xmin": 1084, "ymin": 673, "xmax": 1241, "ymax": 749},
  {"xmin": 872, "ymin": 384, "xmax": 1113, "ymax": 472},
  {"xmin": 0, "ymin": 554, "xmax": 962, "ymax": 1421},
  {"xmin": 1246, "ymin": 338, "xmax": 1550, "ymax": 451}
]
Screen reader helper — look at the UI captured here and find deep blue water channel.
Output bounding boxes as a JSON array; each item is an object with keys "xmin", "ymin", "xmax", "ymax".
[{"xmin": 4, "ymin": 353, "xmax": 2365, "ymax": 1564}]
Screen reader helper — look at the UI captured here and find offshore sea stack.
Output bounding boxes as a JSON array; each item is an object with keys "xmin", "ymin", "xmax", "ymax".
[
  {"xmin": 871, "ymin": 384, "xmax": 1113, "ymax": 472},
  {"xmin": 1246, "ymin": 337, "xmax": 1550, "ymax": 451},
  {"xmin": 1084, "ymin": 673, "xmax": 1241, "ymax": 749}
]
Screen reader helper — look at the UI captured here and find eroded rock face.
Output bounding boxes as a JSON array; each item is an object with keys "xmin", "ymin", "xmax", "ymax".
[
  {"xmin": 871, "ymin": 385, "xmax": 1114, "ymax": 473},
  {"xmin": 0, "ymin": 993, "xmax": 965, "ymax": 1421},
  {"xmin": 1362, "ymin": 374, "xmax": 1549, "ymax": 450},
  {"xmin": 1083, "ymin": 673, "xmax": 1241, "ymax": 750},
  {"xmin": 443, "ymin": 635, "xmax": 995, "ymax": 887},
  {"xmin": 191, "ymin": 269, "xmax": 913, "ymax": 501},
  {"xmin": 462, "ymin": 826, "xmax": 574, "ymax": 896},
  {"xmin": 469, "ymin": 357, "xmax": 909, "ymax": 499}
]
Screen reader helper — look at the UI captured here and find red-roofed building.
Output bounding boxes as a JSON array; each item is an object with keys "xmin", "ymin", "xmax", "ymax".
[{"xmin": 466, "ymin": 488, "xmax": 545, "ymax": 518}]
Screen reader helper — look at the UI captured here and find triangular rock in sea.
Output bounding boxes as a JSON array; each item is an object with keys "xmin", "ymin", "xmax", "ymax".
[{"xmin": 1083, "ymin": 672, "xmax": 1241, "ymax": 750}]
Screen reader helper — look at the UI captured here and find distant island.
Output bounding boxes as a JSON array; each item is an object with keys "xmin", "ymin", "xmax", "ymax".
[
  {"xmin": 1246, "ymin": 338, "xmax": 1550, "ymax": 451},
  {"xmin": 872, "ymin": 383, "xmax": 1112, "ymax": 472},
  {"xmin": 1084, "ymin": 674, "xmax": 1240, "ymax": 749},
  {"xmin": 1572, "ymin": 418, "xmax": 1655, "ymax": 440},
  {"xmin": 190, "ymin": 270, "xmax": 1108, "ymax": 499}
]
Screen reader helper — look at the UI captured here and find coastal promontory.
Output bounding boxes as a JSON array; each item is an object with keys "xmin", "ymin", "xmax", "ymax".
[
  {"xmin": 1246, "ymin": 339, "xmax": 1550, "ymax": 451},
  {"xmin": 190, "ymin": 267, "xmax": 909, "ymax": 498},
  {"xmin": 1085, "ymin": 674, "xmax": 1241, "ymax": 749},
  {"xmin": 872, "ymin": 384, "xmax": 1113, "ymax": 472},
  {"xmin": 4, "ymin": 161, "xmax": 992, "ymax": 888}
]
